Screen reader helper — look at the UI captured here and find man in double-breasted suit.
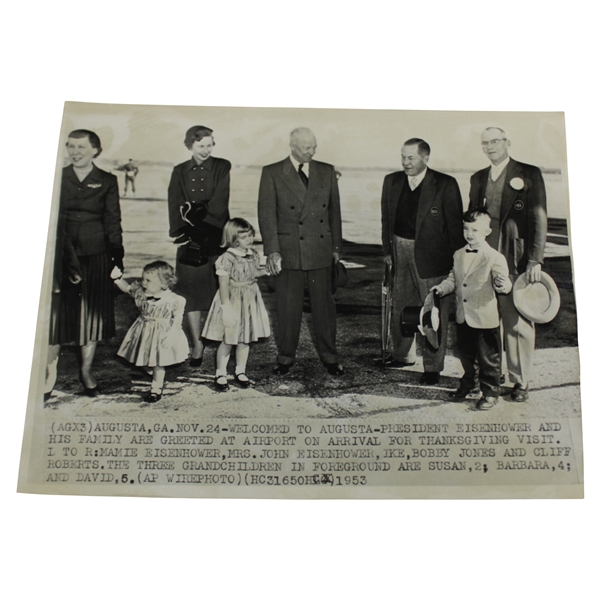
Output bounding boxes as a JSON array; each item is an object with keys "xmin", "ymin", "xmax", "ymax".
[
  {"xmin": 258, "ymin": 127, "xmax": 343, "ymax": 375},
  {"xmin": 469, "ymin": 127, "xmax": 548, "ymax": 402},
  {"xmin": 381, "ymin": 138, "xmax": 464, "ymax": 384}
]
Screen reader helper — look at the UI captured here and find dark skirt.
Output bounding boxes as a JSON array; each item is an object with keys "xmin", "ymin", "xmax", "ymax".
[
  {"xmin": 50, "ymin": 253, "xmax": 115, "ymax": 345},
  {"xmin": 175, "ymin": 247, "xmax": 219, "ymax": 312}
]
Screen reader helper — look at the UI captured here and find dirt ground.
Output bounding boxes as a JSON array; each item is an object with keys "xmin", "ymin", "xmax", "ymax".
[{"xmin": 44, "ymin": 241, "xmax": 581, "ymax": 420}]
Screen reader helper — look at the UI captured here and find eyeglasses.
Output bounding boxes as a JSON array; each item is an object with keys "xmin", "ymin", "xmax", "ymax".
[{"xmin": 481, "ymin": 138, "xmax": 507, "ymax": 147}]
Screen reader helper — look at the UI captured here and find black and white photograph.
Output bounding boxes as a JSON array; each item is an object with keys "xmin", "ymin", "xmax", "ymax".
[
  {"xmin": 2, "ymin": 1, "xmax": 598, "ymax": 599},
  {"xmin": 17, "ymin": 102, "xmax": 582, "ymax": 499}
]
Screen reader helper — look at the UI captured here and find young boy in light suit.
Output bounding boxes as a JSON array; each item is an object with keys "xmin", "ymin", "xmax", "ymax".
[{"xmin": 431, "ymin": 209, "xmax": 512, "ymax": 410}]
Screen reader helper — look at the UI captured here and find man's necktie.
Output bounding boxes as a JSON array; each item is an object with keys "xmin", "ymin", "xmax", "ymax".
[
  {"xmin": 409, "ymin": 177, "xmax": 418, "ymax": 191},
  {"xmin": 298, "ymin": 163, "xmax": 309, "ymax": 188}
]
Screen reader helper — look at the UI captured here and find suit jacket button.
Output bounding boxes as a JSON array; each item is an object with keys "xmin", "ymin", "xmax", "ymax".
[
  {"xmin": 322, "ymin": 204, "xmax": 326, "ymax": 207},
  {"xmin": 299, "ymin": 221, "xmax": 303, "ymax": 225},
  {"xmin": 300, "ymin": 237, "xmax": 304, "ymax": 241},
  {"xmin": 463, "ymin": 283, "xmax": 467, "ymax": 287},
  {"xmin": 291, "ymin": 206, "xmax": 295, "ymax": 210},
  {"xmin": 321, "ymin": 235, "xmax": 324, "ymax": 238},
  {"xmin": 463, "ymin": 299, "xmax": 467, "ymax": 302}
]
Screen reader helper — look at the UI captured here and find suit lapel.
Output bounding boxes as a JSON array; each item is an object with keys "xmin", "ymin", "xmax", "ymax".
[
  {"xmin": 300, "ymin": 161, "xmax": 323, "ymax": 220},
  {"xmin": 463, "ymin": 247, "xmax": 486, "ymax": 278},
  {"xmin": 478, "ymin": 168, "xmax": 490, "ymax": 207},
  {"xmin": 500, "ymin": 159, "xmax": 521, "ymax": 222},
  {"xmin": 282, "ymin": 157, "xmax": 309, "ymax": 205},
  {"xmin": 416, "ymin": 169, "xmax": 436, "ymax": 239}
]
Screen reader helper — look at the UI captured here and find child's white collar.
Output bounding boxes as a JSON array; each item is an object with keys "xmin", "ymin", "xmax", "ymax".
[{"xmin": 228, "ymin": 247, "xmax": 252, "ymax": 257}]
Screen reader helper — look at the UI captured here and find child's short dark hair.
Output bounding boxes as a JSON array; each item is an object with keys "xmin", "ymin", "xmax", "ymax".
[
  {"xmin": 143, "ymin": 260, "xmax": 178, "ymax": 290},
  {"xmin": 221, "ymin": 218, "xmax": 255, "ymax": 248},
  {"xmin": 463, "ymin": 208, "xmax": 491, "ymax": 224}
]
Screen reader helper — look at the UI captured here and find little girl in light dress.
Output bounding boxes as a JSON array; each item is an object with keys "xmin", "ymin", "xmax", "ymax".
[
  {"xmin": 113, "ymin": 260, "xmax": 189, "ymax": 402},
  {"xmin": 202, "ymin": 218, "xmax": 270, "ymax": 390}
]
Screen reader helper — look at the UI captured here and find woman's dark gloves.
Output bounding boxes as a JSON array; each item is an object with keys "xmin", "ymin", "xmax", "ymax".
[{"xmin": 110, "ymin": 245, "xmax": 125, "ymax": 271}]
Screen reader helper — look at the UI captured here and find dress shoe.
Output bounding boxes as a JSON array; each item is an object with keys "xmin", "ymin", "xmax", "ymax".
[
  {"xmin": 375, "ymin": 356, "xmax": 415, "ymax": 369},
  {"xmin": 235, "ymin": 373, "xmax": 251, "ymax": 388},
  {"xmin": 420, "ymin": 372, "xmax": 440, "ymax": 385},
  {"xmin": 215, "ymin": 375, "xmax": 229, "ymax": 391},
  {"xmin": 144, "ymin": 392, "xmax": 162, "ymax": 403},
  {"xmin": 189, "ymin": 356, "xmax": 203, "ymax": 368},
  {"xmin": 448, "ymin": 383, "xmax": 482, "ymax": 402},
  {"xmin": 511, "ymin": 383, "xmax": 529, "ymax": 402},
  {"xmin": 476, "ymin": 396, "xmax": 498, "ymax": 410},
  {"xmin": 273, "ymin": 363, "xmax": 291, "ymax": 376},
  {"xmin": 83, "ymin": 384, "xmax": 99, "ymax": 398},
  {"xmin": 326, "ymin": 363, "xmax": 344, "ymax": 376}
]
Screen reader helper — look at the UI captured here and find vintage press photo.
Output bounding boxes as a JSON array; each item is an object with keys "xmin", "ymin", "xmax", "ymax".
[{"xmin": 17, "ymin": 102, "xmax": 583, "ymax": 499}]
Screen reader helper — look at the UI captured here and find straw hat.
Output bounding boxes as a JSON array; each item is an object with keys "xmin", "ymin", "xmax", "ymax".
[{"xmin": 513, "ymin": 272, "xmax": 561, "ymax": 324}]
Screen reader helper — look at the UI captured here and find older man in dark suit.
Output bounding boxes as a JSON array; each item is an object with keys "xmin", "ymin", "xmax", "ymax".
[
  {"xmin": 469, "ymin": 127, "xmax": 547, "ymax": 401},
  {"xmin": 258, "ymin": 127, "xmax": 343, "ymax": 375},
  {"xmin": 381, "ymin": 138, "xmax": 464, "ymax": 384}
]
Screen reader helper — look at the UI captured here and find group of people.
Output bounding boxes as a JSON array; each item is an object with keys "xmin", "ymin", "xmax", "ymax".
[{"xmin": 46, "ymin": 123, "xmax": 547, "ymax": 409}]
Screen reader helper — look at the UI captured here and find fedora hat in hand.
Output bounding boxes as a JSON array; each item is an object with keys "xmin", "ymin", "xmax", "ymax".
[{"xmin": 513, "ymin": 271, "xmax": 561, "ymax": 324}]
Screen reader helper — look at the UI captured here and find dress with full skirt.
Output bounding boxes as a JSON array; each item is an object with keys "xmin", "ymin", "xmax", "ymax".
[
  {"xmin": 117, "ymin": 282, "xmax": 189, "ymax": 367},
  {"xmin": 202, "ymin": 248, "xmax": 271, "ymax": 345}
]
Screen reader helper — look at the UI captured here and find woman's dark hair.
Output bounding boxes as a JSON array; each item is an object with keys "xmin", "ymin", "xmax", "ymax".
[
  {"xmin": 66, "ymin": 129, "xmax": 103, "ymax": 157},
  {"xmin": 184, "ymin": 125, "xmax": 214, "ymax": 149}
]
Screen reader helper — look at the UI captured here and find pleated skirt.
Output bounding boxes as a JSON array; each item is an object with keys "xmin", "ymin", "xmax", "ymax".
[{"xmin": 50, "ymin": 253, "xmax": 115, "ymax": 345}]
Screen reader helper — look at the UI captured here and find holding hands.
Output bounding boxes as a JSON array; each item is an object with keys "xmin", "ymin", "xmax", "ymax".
[
  {"xmin": 266, "ymin": 252, "xmax": 283, "ymax": 276},
  {"xmin": 494, "ymin": 273, "xmax": 511, "ymax": 294}
]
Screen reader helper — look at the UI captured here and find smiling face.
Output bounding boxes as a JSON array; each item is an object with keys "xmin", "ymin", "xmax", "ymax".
[
  {"xmin": 235, "ymin": 230, "xmax": 255, "ymax": 250},
  {"xmin": 67, "ymin": 136, "xmax": 98, "ymax": 169},
  {"xmin": 481, "ymin": 128, "xmax": 510, "ymax": 165},
  {"xmin": 290, "ymin": 131, "xmax": 317, "ymax": 163},
  {"xmin": 191, "ymin": 136, "xmax": 214, "ymax": 163},
  {"xmin": 463, "ymin": 217, "xmax": 491, "ymax": 249},
  {"xmin": 401, "ymin": 144, "xmax": 429, "ymax": 177},
  {"xmin": 141, "ymin": 270, "xmax": 164, "ymax": 296}
]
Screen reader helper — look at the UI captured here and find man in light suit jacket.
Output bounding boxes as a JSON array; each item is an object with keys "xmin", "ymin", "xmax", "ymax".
[
  {"xmin": 469, "ymin": 127, "xmax": 548, "ymax": 402},
  {"xmin": 381, "ymin": 138, "xmax": 464, "ymax": 384},
  {"xmin": 258, "ymin": 127, "xmax": 344, "ymax": 375},
  {"xmin": 433, "ymin": 209, "xmax": 512, "ymax": 409}
]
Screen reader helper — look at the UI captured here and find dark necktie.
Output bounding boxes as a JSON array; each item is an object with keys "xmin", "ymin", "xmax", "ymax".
[
  {"xmin": 298, "ymin": 163, "xmax": 308, "ymax": 188},
  {"xmin": 466, "ymin": 248, "xmax": 478, "ymax": 253}
]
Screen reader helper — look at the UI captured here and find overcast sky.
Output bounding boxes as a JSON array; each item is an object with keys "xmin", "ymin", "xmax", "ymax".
[{"xmin": 61, "ymin": 102, "xmax": 567, "ymax": 173}]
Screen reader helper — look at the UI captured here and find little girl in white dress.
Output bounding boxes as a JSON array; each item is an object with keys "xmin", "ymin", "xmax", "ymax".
[
  {"xmin": 113, "ymin": 260, "xmax": 189, "ymax": 402},
  {"xmin": 202, "ymin": 218, "xmax": 270, "ymax": 390}
]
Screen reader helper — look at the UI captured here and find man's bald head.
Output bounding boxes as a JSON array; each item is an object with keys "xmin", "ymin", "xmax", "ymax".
[{"xmin": 290, "ymin": 127, "xmax": 317, "ymax": 163}]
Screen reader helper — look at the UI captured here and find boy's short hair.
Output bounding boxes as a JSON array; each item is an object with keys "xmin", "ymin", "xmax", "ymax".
[
  {"xmin": 463, "ymin": 208, "xmax": 491, "ymax": 225},
  {"xmin": 221, "ymin": 218, "xmax": 255, "ymax": 248},
  {"xmin": 143, "ymin": 260, "xmax": 178, "ymax": 290}
]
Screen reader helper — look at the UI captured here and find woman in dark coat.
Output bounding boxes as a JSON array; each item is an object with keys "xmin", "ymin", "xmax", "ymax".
[
  {"xmin": 167, "ymin": 125, "xmax": 231, "ymax": 367},
  {"xmin": 50, "ymin": 129, "xmax": 124, "ymax": 395}
]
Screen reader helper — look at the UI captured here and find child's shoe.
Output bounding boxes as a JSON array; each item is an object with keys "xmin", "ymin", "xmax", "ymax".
[
  {"xmin": 235, "ymin": 373, "xmax": 251, "ymax": 388},
  {"xmin": 215, "ymin": 375, "xmax": 229, "ymax": 391}
]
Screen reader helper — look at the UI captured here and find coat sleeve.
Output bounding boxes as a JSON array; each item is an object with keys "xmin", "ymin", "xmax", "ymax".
[
  {"xmin": 491, "ymin": 252, "xmax": 512, "ymax": 294},
  {"xmin": 526, "ymin": 166, "xmax": 548, "ymax": 265},
  {"xmin": 167, "ymin": 166, "xmax": 186, "ymax": 238},
  {"xmin": 468, "ymin": 172, "xmax": 481, "ymax": 211},
  {"xmin": 328, "ymin": 165, "xmax": 343, "ymax": 253},
  {"xmin": 257, "ymin": 166, "xmax": 280, "ymax": 256},
  {"xmin": 381, "ymin": 174, "xmax": 393, "ymax": 257},
  {"xmin": 102, "ymin": 174, "xmax": 123, "ymax": 249},
  {"xmin": 444, "ymin": 176, "xmax": 465, "ymax": 253},
  {"xmin": 204, "ymin": 159, "xmax": 231, "ymax": 229},
  {"xmin": 437, "ymin": 269, "xmax": 456, "ymax": 296}
]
